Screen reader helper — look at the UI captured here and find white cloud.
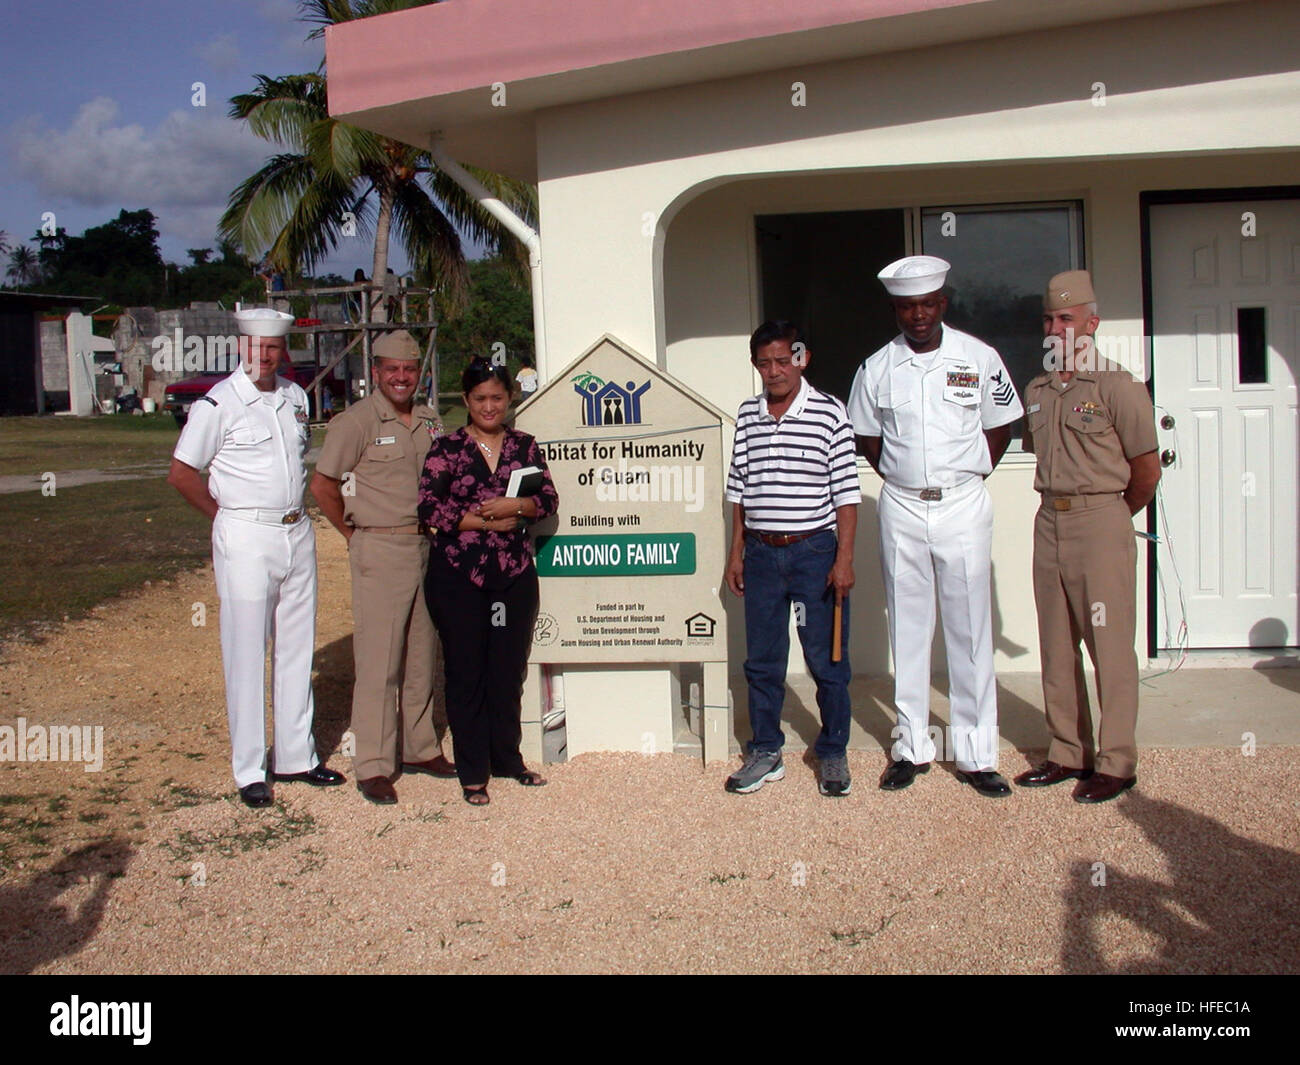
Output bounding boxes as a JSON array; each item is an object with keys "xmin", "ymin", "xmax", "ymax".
[
  {"xmin": 12, "ymin": 97, "xmax": 270, "ymax": 211},
  {"xmin": 197, "ymin": 32, "xmax": 243, "ymax": 74}
]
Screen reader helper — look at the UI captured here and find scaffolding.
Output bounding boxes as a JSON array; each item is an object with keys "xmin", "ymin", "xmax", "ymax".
[{"xmin": 266, "ymin": 280, "xmax": 440, "ymax": 420}]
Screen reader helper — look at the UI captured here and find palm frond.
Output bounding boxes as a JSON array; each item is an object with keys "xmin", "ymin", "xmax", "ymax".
[
  {"xmin": 229, "ymin": 73, "xmax": 328, "ymax": 150},
  {"xmin": 392, "ymin": 179, "xmax": 469, "ymax": 310}
]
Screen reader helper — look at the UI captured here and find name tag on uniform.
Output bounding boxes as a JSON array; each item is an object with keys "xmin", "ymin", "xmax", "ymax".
[
  {"xmin": 374, "ymin": 435, "xmax": 397, "ymax": 445},
  {"xmin": 1027, "ymin": 403, "xmax": 1040, "ymax": 414}
]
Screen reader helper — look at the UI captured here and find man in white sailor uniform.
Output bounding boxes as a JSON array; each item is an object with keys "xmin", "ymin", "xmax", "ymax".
[
  {"xmin": 848, "ymin": 256, "xmax": 1022, "ymax": 798},
  {"xmin": 168, "ymin": 307, "xmax": 344, "ymax": 807}
]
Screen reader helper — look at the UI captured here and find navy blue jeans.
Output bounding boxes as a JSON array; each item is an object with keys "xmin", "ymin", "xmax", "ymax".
[{"xmin": 742, "ymin": 529, "xmax": 852, "ymax": 758}]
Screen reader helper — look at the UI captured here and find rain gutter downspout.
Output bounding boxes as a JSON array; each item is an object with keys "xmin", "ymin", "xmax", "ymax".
[{"xmin": 428, "ymin": 136, "xmax": 547, "ymax": 377}]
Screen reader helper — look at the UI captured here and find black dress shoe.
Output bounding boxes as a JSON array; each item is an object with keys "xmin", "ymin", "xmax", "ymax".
[
  {"xmin": 1073, "ymin": 772, "xmax": 1136, "ymax": 804},
  {"xmin": 879, "ymin": 759, "xmax": 929, "ymax": 790},
  {"xmin": 239, "ymin": 782, "xmax": 273, "ymax": 808},
  {"xmin": 958, "ymin": 769, "xmax": 1012, "ymax": 798},
  {"xmin": 1014, "ymin": 761, "xmax": 1092, "ymax": 788},
  {"xmin": 272, "ymin": 763, "xmax": 346, "ymax": 786}
]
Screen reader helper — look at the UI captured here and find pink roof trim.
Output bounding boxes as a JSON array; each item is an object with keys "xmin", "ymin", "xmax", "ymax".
[{"xmin": 327, "ymin": 0, "xmax": 985, "ymax": 114}]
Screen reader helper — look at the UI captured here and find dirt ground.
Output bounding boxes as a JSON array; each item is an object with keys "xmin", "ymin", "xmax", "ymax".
[{"xmin": 0, "ymin": 519, "xmax": 1297, "ymax": 975}]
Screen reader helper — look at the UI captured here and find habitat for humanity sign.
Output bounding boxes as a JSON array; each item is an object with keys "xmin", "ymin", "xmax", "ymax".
[{"xmin": 515, "ymin": 335, "xmax": 729, "ymax": 663}]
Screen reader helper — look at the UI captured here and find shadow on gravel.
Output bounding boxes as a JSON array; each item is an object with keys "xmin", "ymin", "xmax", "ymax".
[
  {"xmin": 312, "ymin": 634, "xmax": 354, "ymax": 760},
  {"xmin": 0, "ymin": 837, "xmax": 134, "ymax": 974},
  {"xmin": 1060, "ymin": 792, "xmax": 1300, "ymax": 973}
]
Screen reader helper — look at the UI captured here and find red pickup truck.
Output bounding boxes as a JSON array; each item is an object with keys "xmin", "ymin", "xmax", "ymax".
[{"xmin": 164, "ymin": 366, "xmax": 346, "ymax": 426}]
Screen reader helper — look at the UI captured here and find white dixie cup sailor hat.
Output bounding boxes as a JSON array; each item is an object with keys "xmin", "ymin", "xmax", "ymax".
[
  {"xmin": 234, "ymin": 307, "xmax": 295, "ymax": 337},
  {"xmin": 877, "ymin": 255, "xmax": 951, "ymax": 297}
]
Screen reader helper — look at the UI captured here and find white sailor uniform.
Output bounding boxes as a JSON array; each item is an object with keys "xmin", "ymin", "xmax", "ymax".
[
  {"xmin": 848, "ymin": 326, "xmax": 1023, "ymax": 771},
  {"xmin": 173, "ymin": 368, "xmax": 319, "ymax": 788}
]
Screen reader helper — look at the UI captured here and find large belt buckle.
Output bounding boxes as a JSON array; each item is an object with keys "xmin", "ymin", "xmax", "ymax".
[
  {"xmin": 1052, "ymin": 497, "xmax": 1071, "ymax": 512},
  {"xmin": 281, "ymin": 510, "xmax": 303, "ymax": 524},
  {"xmin": 919, "ymin": 488, "xmax": 943, "ymax": 501}
]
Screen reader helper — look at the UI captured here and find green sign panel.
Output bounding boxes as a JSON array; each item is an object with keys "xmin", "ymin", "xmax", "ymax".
[{"xmin": 536, "ymin": 533, "xmax": 697, "ymax": 576}]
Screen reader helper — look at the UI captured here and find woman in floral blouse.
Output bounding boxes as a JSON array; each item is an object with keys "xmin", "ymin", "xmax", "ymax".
[{"xmin": 419, "ymin": 359, "xmax": 559, "ymax": 804}]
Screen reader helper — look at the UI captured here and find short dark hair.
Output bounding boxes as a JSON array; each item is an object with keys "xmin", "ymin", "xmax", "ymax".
[
  {"xmin": 461, "ymin": 357, "xmax": 513, "ymax": 395},
  {"xmin": 749, "ymin": 320, "xmax": 804, "ymax": 359}
]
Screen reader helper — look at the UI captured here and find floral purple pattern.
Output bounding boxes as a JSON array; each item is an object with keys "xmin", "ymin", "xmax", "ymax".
[{"xmin": 418, "ymin": 426, "xmax": 559, "ymax": 588}]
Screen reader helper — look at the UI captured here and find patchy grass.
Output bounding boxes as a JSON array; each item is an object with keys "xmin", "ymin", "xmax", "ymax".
[
  {"xmin": 0, "ymin": 414, "xmax": 180, "ymax": 477},
  {"xmin": 707, "ymin": 871, "xmax": 749, "ymax": 885},
  {"xmin": 154, "ymin": 779, "xmax": 223, "ymax": 811},
  {"xmin": 830, "ymin": 913, "xmax": 896, "ymax": 947},
  {"xmin": 0, "ymin": 478, "xmax": 211, "ymax": 645},
  {"xmin": 159, "ymin": 803, "xmax": 319, "ymax": 864}
]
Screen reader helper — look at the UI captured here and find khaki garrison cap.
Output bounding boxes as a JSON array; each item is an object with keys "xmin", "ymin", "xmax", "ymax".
[
  {"xmin": 372, "ymin": 330, "xmax": 421, "ymax": 361},
  {"xmin": 1045, "ymin": 270, "xmax": 1097, "ymax": 311}
]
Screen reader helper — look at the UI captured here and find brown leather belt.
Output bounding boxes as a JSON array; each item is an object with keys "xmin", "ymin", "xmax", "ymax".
[
  {"xmin": 1042, "ymin": 493, "xmax": 1124, "ymax": 512},
  {"xmin": 748, "ymin": 528, "xmax": 831, "ymax": 547},
  {"xmin": 353, "ymin": 524, "xmax": 421, "ymax": 534}
]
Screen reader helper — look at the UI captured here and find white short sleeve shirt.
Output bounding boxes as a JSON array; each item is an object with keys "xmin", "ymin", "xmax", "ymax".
[
  {"xmin": 173, "ymin": 369, "xmax": 311, "ymax": 510},
  {"xmin": 847, "ymin": 326, "xmax": 1023, "ymax": 489}
]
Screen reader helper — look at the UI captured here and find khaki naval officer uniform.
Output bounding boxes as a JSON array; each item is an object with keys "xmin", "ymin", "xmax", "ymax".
[
  {"xmin": 1023, "ymin": 338, "xmax": 1157, "ymax": 779},
  {"xmin": 315, "ymin": 384, "xmax": 447, "ymax": 781}
]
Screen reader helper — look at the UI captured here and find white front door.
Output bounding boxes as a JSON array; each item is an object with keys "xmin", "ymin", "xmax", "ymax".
[{"xmin": 1151, "ymin": 199, "xmax": 1300, "ymax": 649}]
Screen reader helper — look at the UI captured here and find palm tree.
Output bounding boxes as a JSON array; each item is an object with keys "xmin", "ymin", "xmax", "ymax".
[
  {"xmin": 219, "ymin": 0, "xmax": 535, "ymax": 316},
  {"xmin": 6, "ymin": 244, "xmax": 38, "ymax": 288}
]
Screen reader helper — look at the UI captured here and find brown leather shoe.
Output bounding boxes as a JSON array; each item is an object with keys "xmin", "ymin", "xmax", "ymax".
[
  {"xmin": 1072, "ymin": 772, "xmax": 1136, "ymax": 804},
  {"xmin": 1014, "ymin": 761, "xmax": 1092, "ymax": 788},
  {"xmin": 358, "ymin": 776, "xmax": 398, "ymax": 805},
  {"xmin": 401, "ymin": 754, "xmax": 457, "ymax": 778}
]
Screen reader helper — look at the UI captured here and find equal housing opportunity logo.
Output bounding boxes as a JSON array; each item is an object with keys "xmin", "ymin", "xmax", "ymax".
[{"xmin": 0, "ymin": 717, "xmax": 104, "ymax": 772}]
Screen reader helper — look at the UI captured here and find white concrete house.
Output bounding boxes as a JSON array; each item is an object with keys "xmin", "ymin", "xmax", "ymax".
[{"xmin": 328, "ymin": 0, "xmax": 1300, "ymax": 756}]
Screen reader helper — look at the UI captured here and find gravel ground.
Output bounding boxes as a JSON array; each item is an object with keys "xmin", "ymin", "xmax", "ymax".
[{"xmin": 1, "ymin": 517, "xmax": 1297, "ymax": 975}]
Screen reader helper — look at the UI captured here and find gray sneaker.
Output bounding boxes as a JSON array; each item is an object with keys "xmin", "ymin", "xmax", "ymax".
[
  {"xmin": 725, "ymin": 749, "xmax": 785, "ymax": 794},
  {"xmin": 818, "ymin": 754, "xmax": 852, "ymax": 797}
]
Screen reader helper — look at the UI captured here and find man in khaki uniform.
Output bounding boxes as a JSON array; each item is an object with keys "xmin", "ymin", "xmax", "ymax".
[
  {"xmin": 1016, "ymin": 271, "xmax": 1161, "ymax": 803},
  {"xmin": 311, "ymin": 330, "xmax": 454, "ymax": 804}
]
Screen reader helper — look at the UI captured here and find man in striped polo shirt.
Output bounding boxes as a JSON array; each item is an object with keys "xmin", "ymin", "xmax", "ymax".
[{"xmin": 724, "ymin": 321, "xmax": 862, "ymax": 796}]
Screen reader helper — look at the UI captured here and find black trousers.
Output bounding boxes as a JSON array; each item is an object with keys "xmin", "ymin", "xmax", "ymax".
[{"xmin": 424, "ymin": 550, "xmax": 538, "ymax": 788}]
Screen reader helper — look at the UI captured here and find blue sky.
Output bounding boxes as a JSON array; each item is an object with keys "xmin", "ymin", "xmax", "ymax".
[{"xmin": 0, "ymin": 0, "xmax": 418, "ymax": 283}]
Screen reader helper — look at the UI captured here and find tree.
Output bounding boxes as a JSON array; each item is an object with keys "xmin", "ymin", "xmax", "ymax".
[
  {"xmin": 6, "ymin": 244, "xmax": 39, "ymax": 287},
  {"xmin": 187, "ymin": 248, "xmax": 214, "ymax": 265},
  {"xmin": 30, "ymin": 209, "xmax": 164, "ymax": 305},
  {"xmin": 431, "ymin": 255, "xmax": 534, "ymax": 390},
  {"xmin": 219, "ymin": 0, "xmax": 535, "ymax": 317}
]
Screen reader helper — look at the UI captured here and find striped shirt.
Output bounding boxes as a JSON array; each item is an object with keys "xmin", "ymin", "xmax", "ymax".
[{"xmin": 726, "ymin": 377, "xmax": 862, "ymax": 532}]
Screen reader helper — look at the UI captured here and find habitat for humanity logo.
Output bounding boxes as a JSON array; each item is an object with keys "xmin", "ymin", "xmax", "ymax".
[{"xmin": 572, "ymin": 371, "xmax": 651, "ymax": 426}]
